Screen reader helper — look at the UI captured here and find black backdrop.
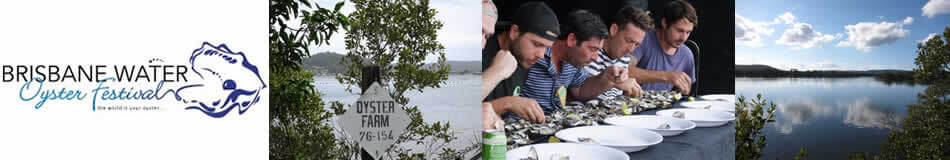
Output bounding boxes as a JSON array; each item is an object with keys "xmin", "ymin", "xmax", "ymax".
[{"xmin": 492, "ymin": 0, "xmax": 735, "ymax": 95}]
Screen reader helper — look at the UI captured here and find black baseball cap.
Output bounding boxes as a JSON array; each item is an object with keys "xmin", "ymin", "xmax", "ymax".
[{"xmin": 511, "ymin": 2, "xmax": 560, "ymax": 41}]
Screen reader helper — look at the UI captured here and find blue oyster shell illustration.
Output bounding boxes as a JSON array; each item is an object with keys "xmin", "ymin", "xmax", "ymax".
[{"xmin": 179, "ymin": 42, "xmax": 266, "ymax": 118}]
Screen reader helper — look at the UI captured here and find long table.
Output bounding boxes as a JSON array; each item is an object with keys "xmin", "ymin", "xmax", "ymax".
[
  {"xmin": 492, "ymin": 106, "xmax": 736, "ymax": 160},
  {"xmin": 625, "ymin": 108, "xmax": 736, "ymax": 160}
]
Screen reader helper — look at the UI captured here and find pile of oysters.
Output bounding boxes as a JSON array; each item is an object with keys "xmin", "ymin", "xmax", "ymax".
[{"xmin": 503, "ymin": 90, "xmax": 683, "ymax": 149}]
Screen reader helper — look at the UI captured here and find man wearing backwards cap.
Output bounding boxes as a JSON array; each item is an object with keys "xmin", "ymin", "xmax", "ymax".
[
  {"xmin": 517, "ymin": 9, "xmax": 641, "ymax": 113},
  {"xmin": 482, "ymin": 1, "xmax": 559, "ymax": 123}
]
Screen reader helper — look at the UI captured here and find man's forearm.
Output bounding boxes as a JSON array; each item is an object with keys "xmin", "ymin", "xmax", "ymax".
[
  {"xmin": 481, "ymin": 67, "xmax": 508, "ymax": 100},
  {"xmin": 571, "ymin": 74, "xmax": 613, "ymax": 101},
  {"xmin": 487, "ymin": 98, "xmax": 507, "ymax": 116},
  {"xmin": 628, "ymin": 65, "xmax": 670, "ymax": 84}
]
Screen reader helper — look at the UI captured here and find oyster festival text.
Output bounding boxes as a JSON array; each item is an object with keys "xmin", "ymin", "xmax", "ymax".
[{"xmin": 2, "ymin": 64, "xmax": 190, "ymax": 110}]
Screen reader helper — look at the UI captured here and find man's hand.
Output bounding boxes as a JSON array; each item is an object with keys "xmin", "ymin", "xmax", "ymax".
[
  {"xmin": 666, "ymin": 72, "xmax": 692, "ymax": 94},
  {"xmin": 490, "ymin": 96, "xmax": 545, "ymax": 123},
  {"xmin": 605, "ymin": 66, "xmax": 628, "ymax": 84},
  {"xmin": 482, "ymin": 102, "xmax": 504, "ymax": 130},
  {"xmin": 482, "ymin": 50, "xmax": 518, "ymax": 100},
  {"xmin": 615, "ymin": 78, "xmax": 643, "ymax": 97},
  {"xmin": 488, "ymin": 50, "xmax": 517, "ymax": 79}
]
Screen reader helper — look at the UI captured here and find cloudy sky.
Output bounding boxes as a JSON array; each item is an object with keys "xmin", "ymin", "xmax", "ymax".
[
  {"xmin": 313, "ymin": 0, "xmax": 480, "ymax": 62},
  {"xmin": 736, "ymin": 0, "xmax": 950, "ymax": 71}
]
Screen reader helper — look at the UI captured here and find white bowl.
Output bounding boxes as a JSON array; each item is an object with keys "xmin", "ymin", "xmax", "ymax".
[
  {"xmin": 507, "ymin": 143, "xmax": 630, "ymax": 160},
  {"xmin": 554, "ymin": 126, "xmax": 663, "ymax": 153},
  {"xmin": 699, "ymin": 94, "xmax": 736, "ymax": 103},
  {"xmin": 677, "ymin": 100, "xmax": 735, "ymax": 113},
  {"xmin": 604, "ymin": 115, "xmax": 696, "ymax": 136},
  {"xmin": 656, "ymin": 109, "xmax": 735, "ymax": 127}
]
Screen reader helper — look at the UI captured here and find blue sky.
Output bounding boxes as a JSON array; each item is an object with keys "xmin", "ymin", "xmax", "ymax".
[{"xmin": 736, "ymin": 0, "xmax": 950, "ymax": 71}]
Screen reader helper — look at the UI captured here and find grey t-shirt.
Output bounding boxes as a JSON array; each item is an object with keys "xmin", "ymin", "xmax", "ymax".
[{"xmin": 632, "ymin": 30, "xmax": 695, "ymax": 91}]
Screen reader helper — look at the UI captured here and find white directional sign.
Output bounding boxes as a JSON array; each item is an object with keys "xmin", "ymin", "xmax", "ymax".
[{"xmin": 341, "ymin": 82, "xmax": 411, "ymax": 159}]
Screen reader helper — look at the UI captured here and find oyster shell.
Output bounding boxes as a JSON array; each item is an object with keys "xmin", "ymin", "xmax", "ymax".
[
  {"xmin": 673, "ymin": 111, "xmax": 685, "ymax": 119},
  {"xmin": 578, "ymin": 137, "xmax": 599, "ymax": 144},
  {"xmin": 520, "ymin": 146, "xmax": 539, "ymax": 160}
]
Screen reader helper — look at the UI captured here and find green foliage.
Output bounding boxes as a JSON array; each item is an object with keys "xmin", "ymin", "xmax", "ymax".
[
  {"xmin": 847, "ymin": 152, "xmax": 880, "ymax": 160},
  {"xmin": 849, "ymin": 26, "xmax": 950, "ymax": 160},
  {"xmin": 878, "ymin": 26, "xmax": 950, "ymax": 160},
  {"xmin": 269, "ymin": 0, "xmax": 352, "ymax": 159},
  {"xmin": 332, "ymin": 0, "xmax": 463, "ymax": 159},
  {"xmin": 913, "ymin": 26, "xmax": 950, "ymax": 87},
  {"xmin": 874, "ymin": 71, "xmax": 919, "ymax": 86},
  {"xmin": 794, "ymin": 148, "xmax": 808, "ymax": 160},
  {"xmin": 338, "ymin": 0, "xmax": 450, "ymax": 103},
  {"xmin": 876, "ymin": 27, "xmax": 950, "ymax": 159},
  {"xmin": 735, "ymin": 94, "xmax": 778, "ymax": 160},
  {"xmin": 879, "ymin": 94, "xmax": 950, "ymax": 160}
]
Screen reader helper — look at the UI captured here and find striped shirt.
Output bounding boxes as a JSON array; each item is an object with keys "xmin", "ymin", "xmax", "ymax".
[
  {"xmin": 520, "ymin": 48, "xmax": 589, "ymax": 113},
  {"xmin": 585, "ymin": 49, "xmax": 631, "ymax": 75},
  {"xmin": 581, "ymin": 49, "xmax": 631, "ymax": 105}
]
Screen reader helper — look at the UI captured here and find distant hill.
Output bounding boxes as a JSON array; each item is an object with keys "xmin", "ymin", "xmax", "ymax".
[
  {"xmin": 735, "ymin": 64, "xmax": 914, "ymax": 81},
  {"xmin": 303, "ymin": 52, "xmax": 348, "ymax": 74},
  {"xmin": 735, "ymin": 64, "xmax": 782, "ymax": 72},
  {"xmin": 435, "ymin": 61, "xmax": 481, "ymax": 74},
  {"xmin": 303, "ymin": 52, "xmax": 480, "ymax": 75},
  {"xmin": 864, "ymin": 69, "xmax": 911, "ymax": 74}
]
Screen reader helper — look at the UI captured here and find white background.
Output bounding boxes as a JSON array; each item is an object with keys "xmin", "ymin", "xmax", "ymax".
[{"xmin": 0, "ymin": 0, "xmax": 267, "ymax": 159}]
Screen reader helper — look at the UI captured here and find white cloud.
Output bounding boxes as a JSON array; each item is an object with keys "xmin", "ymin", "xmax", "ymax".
[
  {"xmin": 775, "ymin": 12, "xmax": 797, "ymax": 24},
  {"xmin": 735, "ymin": 14, "xmax": 775, "ymax": 47},
  {"xmin": 919, "ymin": 33, "xmax": 939, "ymax": 44},
  {"xmin": 923, "ymin": 0, "xmax": 950, "ymax": 18},
  {"xmin": 736, "ymin": 12, "xmax": 837, "ymax": 48},
  {"xmin": 775, "ymin": 23, "xmax": 839, "ymax": 49},
  {"xmin": 836, "ymin": 17, "xmax": 912, "ymax": 52}
]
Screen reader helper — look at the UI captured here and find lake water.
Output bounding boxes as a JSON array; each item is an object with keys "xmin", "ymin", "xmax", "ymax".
[
  {"xmin": 736, "ymin": 77, "xmax": 927, "ymax": 159},
  {"xmin": 315, "ymin": 75, "xmax": 482, "ymax": 158}
]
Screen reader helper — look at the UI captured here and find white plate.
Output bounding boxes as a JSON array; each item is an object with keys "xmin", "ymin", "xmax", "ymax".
[
  {"xmin": 699, "ymin": 94, "xmax": 736, "ymax": 103},
  {"xmin": 656, "ymin": 109, "xmax": 735, "ymax": 127},
  {"xmin": 677, "ymin": 100, "xmax": 735, "ymax": 113},
  {"xmin": 554, "ymin": 126, "xmax": 662, "ymax": 152},
  {"xmin": 507, "ymin": 143, "xmax": 630, "ymax": 160},
  {"xmin": 604, "ymin": 115, "xmax": 696, "ymax": 136}
]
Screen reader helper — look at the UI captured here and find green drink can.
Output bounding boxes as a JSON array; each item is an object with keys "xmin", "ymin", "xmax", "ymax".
[{"xmin": 483, "ymin": 129, "xmax": 507, "ymax": 160}]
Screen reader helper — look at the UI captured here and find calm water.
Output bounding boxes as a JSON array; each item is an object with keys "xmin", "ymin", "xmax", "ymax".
[
  {"xmin": 736, "ymin": 77, "xmax": 927, "ymax": 160},
  {"xmin": 315, "ymin": 75, "xmax": 482, "ymax": 157}
]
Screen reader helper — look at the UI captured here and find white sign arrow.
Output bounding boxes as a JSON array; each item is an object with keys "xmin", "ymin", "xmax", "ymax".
[{"xmin": 341, "ymin": 82, "xmax": 411, "ymax": 159}]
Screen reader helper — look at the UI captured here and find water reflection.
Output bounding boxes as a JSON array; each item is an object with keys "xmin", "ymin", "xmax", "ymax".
[
  {"xmin": 773, "ymin": 97, "xmax": 832, "ymax": 134},
  {"xmin": 769, "ymin": 96, "xmax": 903, "ymax": 134},
  {"xmin": 842, "ymin": 98, "xmax": 900, "ymax": 130},
  {"xmin": 736, "ymin": 77, "xmax": 925, "ymax": 159}
]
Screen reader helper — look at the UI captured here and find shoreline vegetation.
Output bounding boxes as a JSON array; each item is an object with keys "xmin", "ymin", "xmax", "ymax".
[{"xmin": 735, "ymin": 64, "xmax": 921, "ymax": 85}]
